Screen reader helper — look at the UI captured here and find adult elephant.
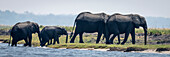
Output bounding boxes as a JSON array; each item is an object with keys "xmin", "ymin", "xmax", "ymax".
[
  {"xmin": 40, "ymin": 26, "xmax": 68, "ymax": 46},
  {"xmin": 70, "ymin": 12, "xmax": 110, "ymax": 44},
  {"xmin": 9, "ymin": 21, "xmax": 40, "ymax": 46},
  {"xmin": 105, "ymin": 13, "xmax": 147, "ymax": 45}
]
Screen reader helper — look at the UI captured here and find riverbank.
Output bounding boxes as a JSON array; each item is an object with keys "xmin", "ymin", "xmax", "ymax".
[
  {"xmin": 55, "ymin": 48, "xmax": 170, "ymax": 54},
  {"xmin": 1, "ymin": 43, "xmax": 170, "ymax": 57},
  {"xmin": 0, "ymin": 27, "xmax": 170, "ymax": 54},
  {"xmin": 46, "ymin": 43, "xmax": 170, "ymax": 54}
]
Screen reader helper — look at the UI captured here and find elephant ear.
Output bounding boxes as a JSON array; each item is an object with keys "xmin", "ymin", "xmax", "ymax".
[
  {"xmin": 61, "ymin": 28, "xmax": 67, "ymax": 35},
  {"xmin": 131, "ymin": 14, "xmax": 141, "ymax": 28},
  {"xmin": 30, "ymin": 23, "xmax": 36, "ymax": 33}
]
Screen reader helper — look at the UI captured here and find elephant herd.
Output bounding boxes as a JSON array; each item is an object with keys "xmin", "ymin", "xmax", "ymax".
[
  {"xmin": 9, "ymin": 21, "xmax": 68, "ymax": 47},
  {"xmin": 8, "ymin": 12, "xmax": 147, "ymax": 47}
]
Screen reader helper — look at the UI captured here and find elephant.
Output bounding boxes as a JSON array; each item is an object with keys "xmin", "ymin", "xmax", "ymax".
[
  {"xmin": 105, "ymin": 13, "xmax": 147, "ymax": 45},
  {"xmin": 70, "ymin": 12, "xmax": 110, "ymax": 44},
  {"xmin": 9, "ymin": 21, "xmax": 40, "ymax": 46},
  {"xmin": 40, "ymin": 26, "xmax": 68, "ymax": 46},
  {"xmin": 48, "ymin": 35, "xmax": 61, "ymax": 45}
]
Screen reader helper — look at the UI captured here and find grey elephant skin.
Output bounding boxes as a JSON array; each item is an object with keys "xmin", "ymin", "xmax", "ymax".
[
  {"xmin": 105, "ymin": 13, "xmax": 147, "ymax": 45},
  {"xmin": 9, "ymin": 21, "xmax": 40, "ymax": 46},
  {"xmin": 70, "ymin": 12, "xmax": 110, "ymax": 44},
  {"xmin": 40, "ymin": 26, "xmax": 68, "ymax": 46}
]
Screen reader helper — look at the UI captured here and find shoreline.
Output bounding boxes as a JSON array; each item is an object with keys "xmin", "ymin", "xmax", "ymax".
[
  {"xmin": 1, "ymin": 42, "xmax": 170, "ymax": 54},
  {"xmin": 45, "ymin": 47, "xmax": 170, "ymax": 54},
  {"xmin": 57, "ymin": 48, "xmax": 170, "ymax": 54}
]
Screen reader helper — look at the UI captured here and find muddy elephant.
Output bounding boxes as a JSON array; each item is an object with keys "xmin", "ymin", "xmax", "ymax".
[
  {"xmin": 105, "ymin": 13, "xmax": 147, "ymax": 45},
  {"xmin": 40, "ymin": 26, "xmax": 68, "ymax": 46},
  {"xmin": 9, "ymin": 21, "xmax": 40, "ymax": 46},
  {"xmin": 70, "ymin": 12, "xmax": 110, "ymax": 44}
]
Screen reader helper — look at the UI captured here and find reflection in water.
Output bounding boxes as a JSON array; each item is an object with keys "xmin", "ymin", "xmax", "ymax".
[{"xmin": 0, "ymin": 43, "xmax": 170, "ymax": 57}]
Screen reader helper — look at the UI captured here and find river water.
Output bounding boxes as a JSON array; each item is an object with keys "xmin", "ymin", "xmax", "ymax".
[{"xmin": 0, "ymin": 43, "xmax": 170, "ymax": 57}]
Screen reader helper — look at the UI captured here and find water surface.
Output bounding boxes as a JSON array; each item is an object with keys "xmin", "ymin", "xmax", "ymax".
[{"xmin": 0, "ymin": 43, "xmax": 170, "ymax": 57}]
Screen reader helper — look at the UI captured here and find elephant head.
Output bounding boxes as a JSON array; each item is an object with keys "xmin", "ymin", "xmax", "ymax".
[
  {"xmin": 28, "ymin": 21, "xmax": 41, "ymax": 43},
  {"xmin": 61, "ymin": 28, "xmax": 68, "ymax": 43},
  {"xmin": 131, "ymin": 14, "xmax": 148, "ymax": 45}
]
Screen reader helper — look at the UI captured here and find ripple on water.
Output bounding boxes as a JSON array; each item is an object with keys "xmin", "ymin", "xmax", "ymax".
[{"xmin": 0, "ymin": 43, "xmax": 170, "ymax": 57}]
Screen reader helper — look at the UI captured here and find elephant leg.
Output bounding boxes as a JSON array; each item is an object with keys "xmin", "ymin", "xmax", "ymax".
[
  {"xmin": 54, "ymin": 36, "xmax": 59, "ymax": 44},
  {"xmin": 15, "ymin": 43, "xmax": 17, "ymax": 46},
  {"xmin": 79, "ymin": 33, "xmax": 84, "ymax": 43},
  {"xmin": 24, "ymin": 38, "xmax": 29, "ymax": 46},
  {"xmin": 53, "ymin": 38, "xmax": 56, "ymax": 44},
  {"xmin": 121, "ymin": 33, "xmax": 130, "ymax": 45},
  {"xmin": 40, "ymin": 39, "xmax": 48, "ymax": 47},
  {"xmin": 117, "ymin": 34, "xmax": 120, "ymax": 44},
  {"xmin": 131, "ymin": 28, "xmax": 135, "ymax": 44},
  {"xmin": 70, "ymin": 33, "xmax": 78, "ymax": 43},
  {"xmin": 12, "ymin": 39, "xmax": 17, "ymax": 46},
  {"xmin": 96, "ymin": 32, "xmax": 102, "ymax": 44},
  {"xmin": 47, "ymin": 40, "xmax": 49, "ymax": 45},
  {"xmin": 11, "ymin": 39, "xmax": 15, "ymax": 46},
  {"xmin": 28, "ymin": 35, "xmax": 32, "ymax": 47},
  {"xmin": 47, "ymin": 38, "xmax": 52, "ymax": 45},
  {"xmin": 47, "ymin": 40, "xmax": 50, "ymax": 45},
  {"xmin": 110, "ymin": 34, "xmax": 117, "ymax": 44}
]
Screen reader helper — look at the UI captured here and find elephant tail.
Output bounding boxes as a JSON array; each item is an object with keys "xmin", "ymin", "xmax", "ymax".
[{"xmin": 70, "ymin": 21, "xmax": 76, "ymax": 39}]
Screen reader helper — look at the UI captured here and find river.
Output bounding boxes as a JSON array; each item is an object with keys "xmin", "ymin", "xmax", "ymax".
[{"xmin": 0, "ymin": 43, "xmax": 170, "ymax": 57}]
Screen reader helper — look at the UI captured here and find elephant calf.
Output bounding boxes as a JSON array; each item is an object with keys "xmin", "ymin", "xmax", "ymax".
[{"xmin": 40, "ymin": 26, "xmax": 68, "ymax": 46}]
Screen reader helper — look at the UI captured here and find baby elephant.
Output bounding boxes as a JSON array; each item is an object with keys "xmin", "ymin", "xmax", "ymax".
[{"xmin": 40, "ymin": 26, "xmax": 68, "ymax": 46}]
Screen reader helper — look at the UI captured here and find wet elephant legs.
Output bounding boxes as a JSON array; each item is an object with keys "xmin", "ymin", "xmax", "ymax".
[
  {"xmin": 40, "ymin": 40, "xmax": 48, "ymax": 46},
  {"xmin": 28, "ymin": 34, "xmax": 32, "ymax": 47},
  {"xmin": 11, "ymin": 40, "xmax": 17, "ymax": 46},
  {"xmin": 24, "ymin": 38, "xmax": 28, "ymax": 46},
  {"xmin": 23, "ymin": 34, "xmax": 32, "ymax": 47}
]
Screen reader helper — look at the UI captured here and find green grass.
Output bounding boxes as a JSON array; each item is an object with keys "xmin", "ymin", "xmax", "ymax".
[
  {"xmin": 0, "ymin": 25, "xmax": 170, "ymax": 49},
  {"xmin": 135, "ymin": 28, "xmax": 170, "ymax": 35},
  {"xmin": 1, "ymin": 25, "xmax": 170, "ymax": 35},
  {"xmin": 47, "ymin": 43, "xmax": 170, "ymax": 49},
  {"xmin": 1, "ymin": 33, "xmax": 170, "ymax": 49},
  {"xmin": 0, "ymin": 25, "xmax": 11, "ymax": 29}
]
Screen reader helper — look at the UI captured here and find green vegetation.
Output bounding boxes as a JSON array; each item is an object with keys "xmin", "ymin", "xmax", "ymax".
[
  {"xmin": 1, "ymin": 33, "xmax": 170, "ymax": 49},
  {"xmin": 1, "ymin": 25, "xmax": 170, "ymax": 35},
  {"xmin": 136, "ymin": 28, "xmax": 170, "ymax": 35},
  {"xmin": 0, "ymin": 25, "xmax": 170, "ymax": 49},
  {"xmin": 48, "ymin": 43, "xmax": 170, "ymax": 49},
  {"xmin": 0, "ymin": 25, "xmax": 11, "ymax": 29}
]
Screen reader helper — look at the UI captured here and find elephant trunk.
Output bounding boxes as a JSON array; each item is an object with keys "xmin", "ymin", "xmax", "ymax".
[
  {"xmin": 37, "ymin": 31, "xmax": 41, "ymax": 43},
  {"xmin": 143, "ymin": 25, "xmax": 147, "ymax": 45},
  {"xmin": 66, "ymin": 34, "xmax": 68, "ymax": 43},
  {"xmin": 104, "ymin": 23, "xmax": 110, "ymax": 44}
]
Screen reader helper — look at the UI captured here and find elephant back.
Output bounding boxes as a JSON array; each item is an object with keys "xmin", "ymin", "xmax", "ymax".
[
  {"xmin": 76, "ymin": 12, "xmax": 107, "ymax": 22},
  {"xmin": 108, "ymin": 14, "xmax": 132, "ymax": 22}
]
